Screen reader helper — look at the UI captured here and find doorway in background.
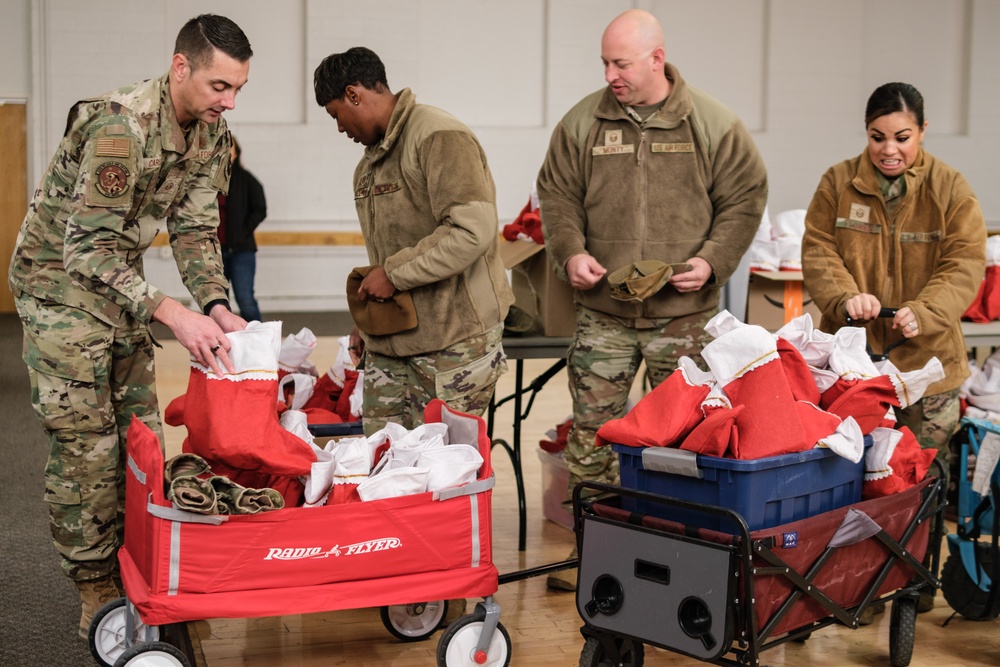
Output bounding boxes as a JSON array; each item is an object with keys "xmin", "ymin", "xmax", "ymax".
[{"xmin": 0, "ymin": 101, "xmax": 28, "ymax": 314}]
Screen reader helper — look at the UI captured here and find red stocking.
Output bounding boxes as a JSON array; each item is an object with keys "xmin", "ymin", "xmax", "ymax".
[
  {"xmin": 596, "ymin": 359, "xmax": 711, "ymax": 448},
  {"xmin": 165, "ymin": 322, "xmax": 316, "ymax": 507},
  {"xmin": 776, "ymin": 337, "xmax": 821, "ymax": 404},
  {"xmin": 825, "ymin": 376, "xmax": 899, "ymax": 435},
  {"xmin": 702, "ymin": 326, "xmax": 809, "ymax": 459},
  {"xmin": 680, "ymin": 405, "xmax": 743, "ymax": 457}
]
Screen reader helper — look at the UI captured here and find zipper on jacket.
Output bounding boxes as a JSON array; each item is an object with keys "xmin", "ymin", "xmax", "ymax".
[
  {"xmin": 638, "ymin": 126, "xmax": 650, "ymax": 318},
  {"xmin": 879, "ymin": 195, "xmax": 900, "ymax": 355}
]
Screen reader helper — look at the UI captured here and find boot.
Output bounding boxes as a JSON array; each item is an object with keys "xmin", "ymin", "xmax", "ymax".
[
  {"xmin": 546, "ymin": 546, "xmax": 578, "ymax": 592},
  {"xmin": 857, "ymin": 599, "xmax": 885, "ymax": 626},
  {"xmin": 76, "ymin": 576, "xmax": 121, "ymax": 639},
  {"xmin": 443, "ymin": 598, "xmax": 468, "ymax": 626}
]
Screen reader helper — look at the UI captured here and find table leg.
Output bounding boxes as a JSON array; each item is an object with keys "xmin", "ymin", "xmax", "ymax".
[{"xmin": 488, "ymin": 357, "xmax": 567, "ymax": 552}]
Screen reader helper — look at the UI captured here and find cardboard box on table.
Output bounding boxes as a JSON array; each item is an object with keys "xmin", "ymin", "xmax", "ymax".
[
  {"xmin": 498, "ymin": 236, "xmax": 576, "ymax": 338},
  {"xmin": 745, "ymin": 270, "xmax": 822, "ymax": 331}
]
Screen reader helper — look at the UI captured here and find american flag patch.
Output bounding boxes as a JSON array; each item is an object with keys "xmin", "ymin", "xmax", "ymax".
[{"xmin": 96, "ymin": 137, "xmax": 130, "ymax": 158}]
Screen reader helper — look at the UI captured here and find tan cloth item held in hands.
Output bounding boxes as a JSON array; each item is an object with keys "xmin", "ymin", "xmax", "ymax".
[
  {"xmin": 346, "ymin": 266, "xmax": 419, "ymax": 335},
  {"xmin": 608, "ymin": 260, "xmax": 692, "ymax": 302}
]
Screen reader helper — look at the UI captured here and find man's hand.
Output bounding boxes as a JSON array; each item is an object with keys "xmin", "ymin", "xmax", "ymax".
[
  {"xmin": 208, "ymin": 302, "xmax": 248, "ymax": 333},
  {"xmin": 668, "ymin": 257, "xmax": 712, "ymax": 293},
  {"xmin": 566, "ymin": 254, "xmax": 607, "ymax": 290},
  {"xmin": 348, "ymin": 326, "xmax": 365, "ymax": 366},
  {"xmin": 359, "ymin": 265, "xmax": 396, "ymax": 301},
  {"xmin": 153, "ymin": 298, "xmax": 240, "ymax": 376},
  {"xmin": 845, "ymin": 293, "xmax": 882, "ymax": 322}
]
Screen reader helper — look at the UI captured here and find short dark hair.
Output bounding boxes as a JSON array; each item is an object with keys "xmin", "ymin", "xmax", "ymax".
[
  {"xmin": 313, "ymin": 47, "xmax": 389, "ymax": 107},
  {"xmin": 865, "ymin": 82, "xmax": 924, "ymax": 128},
  {"xmin": 175, "ymin": 14, "xmax": 253, "ymax": 70}
]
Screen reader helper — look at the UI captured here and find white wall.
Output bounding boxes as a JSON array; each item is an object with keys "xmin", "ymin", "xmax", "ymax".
[
  {"xmin": 10, "ymin": 0, "xmax": 1000, "ymax": 312},
  {"xmin": 0, "ymin": 0, "xmax": 30, "ymax": 98}
]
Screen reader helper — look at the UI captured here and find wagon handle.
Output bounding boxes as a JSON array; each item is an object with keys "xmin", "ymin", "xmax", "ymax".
[{"xmin": 845, "ymin": 307, "xmax": 905, "ymax": 362}]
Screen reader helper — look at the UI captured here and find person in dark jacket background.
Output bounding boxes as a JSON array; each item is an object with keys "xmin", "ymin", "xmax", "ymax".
[{"xmin": 219, "ymin": 135, "xmax": 267, "ymax": 322}]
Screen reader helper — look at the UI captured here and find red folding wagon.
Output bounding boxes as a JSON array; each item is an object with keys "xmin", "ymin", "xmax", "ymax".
[
  {"xmin": 87, "ymin": 399, "xmax": 511, "ymax": 667},
  {"xmin": 572, "ymin": 471, "xmax": 945, "ymax": 667}
]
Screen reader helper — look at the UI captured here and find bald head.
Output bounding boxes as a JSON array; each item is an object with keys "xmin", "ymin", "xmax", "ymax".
[
  {"xmin": 603, "ymin": 9, "xmax": 664, "ymax": 53},
  {"xmin": 601, "ymin": 10, "xmax": 669, "ymax": 106}
]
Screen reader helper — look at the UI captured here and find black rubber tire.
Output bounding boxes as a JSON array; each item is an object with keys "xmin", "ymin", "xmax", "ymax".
[
  {"xmin": 435, "ymin": 610, "xmax": 511, "ymax": 666},
  {"xmin": 380, "ymin": 601, "xmax": 447, "ymax": 642},
  {"xmin": 889, "ymin": 596, "xmax": 916, "ymax": 667},
  {"xmin": 112, "ymin": 640, "xmax": 190, "ymax": 667},
  {"xmin": 941, "ymin": 547, "xmax": 1000, "ymax": 620},
  {"xmin": 579, "ymin": 634, "xmax": 645, "ymax": 667}
]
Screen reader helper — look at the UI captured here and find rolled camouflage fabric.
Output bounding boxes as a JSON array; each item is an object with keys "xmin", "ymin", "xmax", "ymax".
[
  {"xmin": 208, "ymin": 476, "xmax": 243, "ymax": 515},
  {"xmin": 209, "ymin": 476, "xmax": 284, "ymax": 514},
  {"xmin": 237, "ymin": 487, "xmax": 285, "ymax": 514},
  {"xmin": 167, "ymin": 476, "xmax": 217, "ymax": 515},
  {"xmin": 164, "ymin": 453, "xmax": 212, "ymax": 484}
]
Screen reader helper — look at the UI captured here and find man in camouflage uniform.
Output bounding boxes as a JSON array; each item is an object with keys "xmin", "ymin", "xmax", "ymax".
[
  {"xmin": 313, "ymin": 47, "xmax": 513, "ymax": 436},
  {"xmin": 536, "ymin": 10, "xmax": 767, "ymax": 590},
  {"xmin": 8, "ymin": 14, "xmax": 252, "ymax": 638}
]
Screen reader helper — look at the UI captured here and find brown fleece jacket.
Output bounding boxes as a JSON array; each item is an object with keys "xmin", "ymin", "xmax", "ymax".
[
  {"xmin": 353, "ymin": 88, "xmax": 513, "ymax": 357},
  {"xmin": 802, "ymin": 148, "xmax": 986, "ymax": 395},
  {"xmin": 536, "ymin": 62, "xmax": 768, "ymax": 320}
]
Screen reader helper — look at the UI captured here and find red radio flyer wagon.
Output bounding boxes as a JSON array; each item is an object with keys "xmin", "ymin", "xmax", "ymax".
[{"xmin": 88, "ymin": 399, "xmax": 511, "ymax": 667}]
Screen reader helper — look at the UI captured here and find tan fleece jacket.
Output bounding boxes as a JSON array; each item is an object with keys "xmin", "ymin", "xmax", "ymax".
[
  {"xmin": 536, "ymin": 62, "xmax": 768, "ymax": 320},
  {"xmin": 353, "ymin": 88, "xmax": 513, "ymax": 357},
  {"xmin": 802, "ymin": 148, "xmax": 986, "ymax": 395}
]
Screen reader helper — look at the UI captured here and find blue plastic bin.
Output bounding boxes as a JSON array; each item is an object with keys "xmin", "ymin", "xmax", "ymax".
[{"xmin": 613, "ymin": 442, "xmax": 867, "ymax": 532}]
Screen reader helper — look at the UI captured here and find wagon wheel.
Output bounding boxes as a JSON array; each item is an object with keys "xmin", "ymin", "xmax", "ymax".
[
  {"xmin": 941, "ymin": 547, "xmax": 1000, "ymax": 620},
  {"xmin": 889, "ymin": 596, "xmax": 916, "ymax": 667},
  {"xmin": 89, "ymin": 597, "xmax": 160, "ymax": 667},
  {"xmin": 380, "ymin": 600, "xmax": 447, "ymax": 642},
  {"xmin": 436, "ymin": 610, "xmax": 511, "ymax": 666},
  {"xmin": 579, "ymin": 634, "xmax": 645, "ymax": 667},
  {"xmin": 112, "ymin": 640, "xmax": 191, "ymax": 667}
]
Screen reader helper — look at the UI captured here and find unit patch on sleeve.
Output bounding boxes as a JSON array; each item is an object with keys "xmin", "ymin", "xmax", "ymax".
[
  {"xmin": 95, "ymin": 162, "xmax": 130, "ymax": 198},
  {"xmin": 86, "ymin": 159, "xmax": 134, "ymax": 208}
]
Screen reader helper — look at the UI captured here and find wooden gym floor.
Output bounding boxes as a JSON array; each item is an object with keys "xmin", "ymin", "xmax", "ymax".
[{"xmin": 154, "ymin": 336, "xmax": 1000, "ymax": 667}]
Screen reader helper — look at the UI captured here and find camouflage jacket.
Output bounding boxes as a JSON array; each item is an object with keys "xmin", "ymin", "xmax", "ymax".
[{"xmin": 8, "ymin": 72, "xmax": 232, "ymax": 326}]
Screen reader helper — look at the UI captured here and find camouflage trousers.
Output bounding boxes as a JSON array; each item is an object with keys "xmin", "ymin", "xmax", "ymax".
[
  {"xmin": 894, "ymin": 388, "xmax": 961, "ymax": 466},
  {"xmin": 563, "ymin": 305, "xmax": 716, "ymax": 498},
  {"xmin": 15, "ymin": 293, "xmax": 164, "ymax": 582},
  {"xmin": 361, "ymin": 324, "xmax": 507, "ymax": 436}
]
